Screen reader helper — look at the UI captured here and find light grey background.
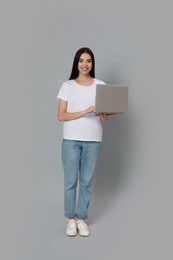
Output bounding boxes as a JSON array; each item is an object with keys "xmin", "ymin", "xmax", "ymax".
[{"xmin": 1, "ymin": 0, "xmax": 173, "ymax": 259}]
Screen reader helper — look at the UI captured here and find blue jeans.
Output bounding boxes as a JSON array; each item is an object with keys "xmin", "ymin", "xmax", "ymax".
[{"xmin": 61, "ymin": 139, "xmax": 101, "ymax": 219}]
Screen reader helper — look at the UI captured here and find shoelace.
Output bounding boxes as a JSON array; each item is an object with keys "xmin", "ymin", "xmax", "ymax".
[
  {"xmin": 77, "ymin": 220, "xmax": 88, "ymax": 229},
  {"xmin": 68, "ymin": 221, "xmax": 76, "ymax": 229}
]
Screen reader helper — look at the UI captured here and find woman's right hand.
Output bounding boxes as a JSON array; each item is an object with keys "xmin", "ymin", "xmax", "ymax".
[{"xmin": 84, "ymin": 106, "xmax": 95, "ymax": 114}]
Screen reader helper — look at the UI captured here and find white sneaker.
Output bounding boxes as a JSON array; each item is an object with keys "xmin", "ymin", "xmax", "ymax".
[
  {"xmin": 76, "ymin": 219, "xmax": 90, "ymax": 237},
  {"xmin": 66, "ymin": 219, "xmax": 77, "ymax": 236}
]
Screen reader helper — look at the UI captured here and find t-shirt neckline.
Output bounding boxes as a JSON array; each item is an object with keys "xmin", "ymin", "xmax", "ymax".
[{"xmin": 73, "ymin": 78, "xmax": 95, "ymax": 88}]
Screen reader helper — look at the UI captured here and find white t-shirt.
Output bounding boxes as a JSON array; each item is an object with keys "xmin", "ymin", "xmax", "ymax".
[{"xmin": 56, "ymin": 78, "xmax": 105, "ymax": 141}]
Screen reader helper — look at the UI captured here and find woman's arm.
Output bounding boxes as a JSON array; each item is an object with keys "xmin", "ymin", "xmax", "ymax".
[{"xmin": 57, "ymin": 99, "xmax": 95, "ymax": 121}]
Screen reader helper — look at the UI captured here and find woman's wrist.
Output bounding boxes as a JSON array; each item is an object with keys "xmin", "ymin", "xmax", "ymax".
[{"xmin": 81, "ymin": 110, "xmax": 86, "ymax": 117}]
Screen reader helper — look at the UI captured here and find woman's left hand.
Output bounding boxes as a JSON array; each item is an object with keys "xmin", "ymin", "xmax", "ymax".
[{"xmin": 96, "ymin": 113, "xmax": 115, "ymax": 120}]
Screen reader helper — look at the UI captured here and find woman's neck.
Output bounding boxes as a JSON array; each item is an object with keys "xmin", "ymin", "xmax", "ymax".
[{"xmin": 75, "ymin": 75, "xmax": 94, "ymax": 85}]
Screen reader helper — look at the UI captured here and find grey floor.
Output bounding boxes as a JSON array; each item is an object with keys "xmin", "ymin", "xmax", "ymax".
[{"xmin": 2, "ymin": 167, "xmax": 172, "ymax": 260}]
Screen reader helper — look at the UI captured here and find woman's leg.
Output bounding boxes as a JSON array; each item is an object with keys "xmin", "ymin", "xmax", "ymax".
[
  {"xmin": 61, "ymin": 139, "xmax": 81, "ymax": 218},
  {"xmin": 76, "ymin": 141, "xmax": 101, "ymax": 219}
]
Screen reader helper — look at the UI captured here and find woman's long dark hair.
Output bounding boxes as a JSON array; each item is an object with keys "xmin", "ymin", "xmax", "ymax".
[{"xmin": 69, "ymin": 47, "xmax": 95, "ymax": 80}]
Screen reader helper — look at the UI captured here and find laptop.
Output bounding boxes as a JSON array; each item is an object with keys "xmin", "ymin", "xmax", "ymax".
[{"xmin": 85, "ymin": 84, "xmax": 129, "ymax": 116}]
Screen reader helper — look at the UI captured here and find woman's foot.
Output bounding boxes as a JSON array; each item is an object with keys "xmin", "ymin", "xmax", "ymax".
[
  {"xmin": 66, "ymin": 218, "xmax": 77, "ymax": 236},
  {"xmin": 76, "ymin": 219, "xmax": 90, "ymax": 237}
]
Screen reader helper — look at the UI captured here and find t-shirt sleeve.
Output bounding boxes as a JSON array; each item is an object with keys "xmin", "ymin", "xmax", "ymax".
[
  {"xmin": 56, "ymin": 82, "xmax": 68, "ymax": 101},
  {"xmin": 101, "ymin": 80, "xmax": 106, "ymax": 84},
  {"xmin": 96, "ymin": 79, "xmax": 106, "ymax": 85}
]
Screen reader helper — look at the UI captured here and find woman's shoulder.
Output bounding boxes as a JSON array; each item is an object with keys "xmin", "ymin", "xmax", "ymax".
[
  {"xmin": 57, "ymin": 80, "xmax": 75, "ymax": 98},
  {"xmin": 94, "ymin": 78, "xmax": 106, "ymax": 84},
  {"xmin": 61, "ymin": 79, "xmax": 75, "ymax": 88}
]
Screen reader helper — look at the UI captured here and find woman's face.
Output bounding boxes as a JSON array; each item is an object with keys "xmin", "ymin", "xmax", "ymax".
[{"xmin": 78, "ymin": 53, "xmax": 92, "ymax": 76}]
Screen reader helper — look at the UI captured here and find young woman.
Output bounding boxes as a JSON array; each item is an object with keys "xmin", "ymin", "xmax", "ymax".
[{"xmin": 57, "ymin": 47, "xmax": 114, "ymax": 237}]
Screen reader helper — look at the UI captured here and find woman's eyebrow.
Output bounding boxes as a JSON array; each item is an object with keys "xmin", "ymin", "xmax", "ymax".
[{"xmin": 79, "ymin": 58, "xmax": 92, "ymax": 61}]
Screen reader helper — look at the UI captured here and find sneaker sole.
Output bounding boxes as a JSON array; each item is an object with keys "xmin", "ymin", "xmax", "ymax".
[
  {"xmin": 66, "ymin": 233, "xmax": 77, "ymax": 237},
  {"xmin": 78, "ymin": 231, "xmax": 90, "ymax": 237}
]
